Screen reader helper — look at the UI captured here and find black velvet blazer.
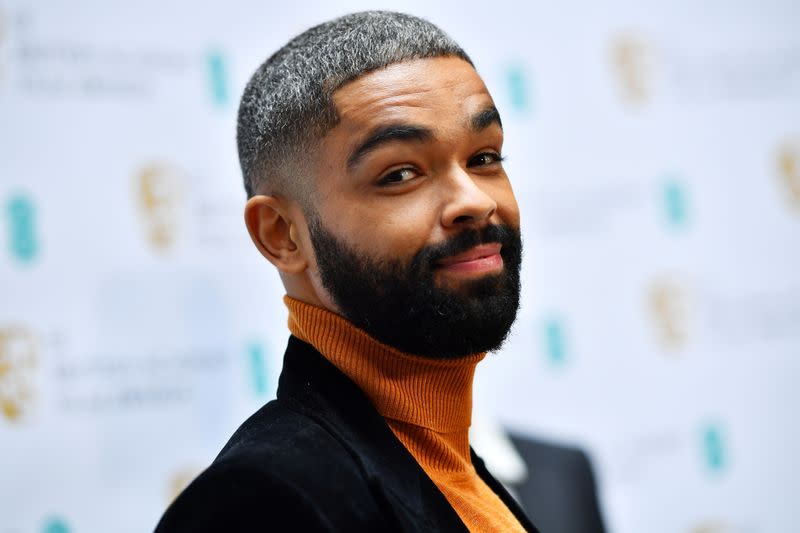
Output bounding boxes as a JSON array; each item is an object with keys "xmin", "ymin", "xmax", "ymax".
[{"xmin": 155, "ymin": 336, "xmax": 539, "ymax": 532}]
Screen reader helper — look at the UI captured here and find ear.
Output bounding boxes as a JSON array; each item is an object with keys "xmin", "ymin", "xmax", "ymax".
[{"xmin": 244, "ymin": 195, "xmax": 308, "ymax": 274}]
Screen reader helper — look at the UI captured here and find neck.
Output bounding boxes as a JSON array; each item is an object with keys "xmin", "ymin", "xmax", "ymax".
[{"xmin": 284, "ymin": 296, "xmax": 485, "ymax": 433}]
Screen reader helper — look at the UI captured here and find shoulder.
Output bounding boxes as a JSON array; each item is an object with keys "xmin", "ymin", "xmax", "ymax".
[
  {"xmin": 505, "ymin": 431, "xmax": 607, "ymax": 533},
  {"xmin": 507, "ymin": 431, "xmax": 595, "ymax": 476},
  {"xmin": 155, "ymin": 400, "xmax": 393, "ymax": 533}
]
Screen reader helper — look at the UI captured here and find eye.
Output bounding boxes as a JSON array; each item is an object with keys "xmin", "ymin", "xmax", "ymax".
[
  {"xmin": 468, "ymin": 152, "xmax": 504, "ymax": 168},
  {"xmin": 377, "ymin": 167, "xmax": 419, "ymax": 186}
]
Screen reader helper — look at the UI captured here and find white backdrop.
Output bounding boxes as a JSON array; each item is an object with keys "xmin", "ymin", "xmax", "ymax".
[{"xmin": 1, "ymin": 1, "xmax": 798, "ymax": 532}]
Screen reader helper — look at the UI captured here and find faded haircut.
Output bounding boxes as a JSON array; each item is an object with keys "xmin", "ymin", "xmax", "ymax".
[{"xmin": 236, "ymin": 11, "xmax": 473, "ymax": 205}]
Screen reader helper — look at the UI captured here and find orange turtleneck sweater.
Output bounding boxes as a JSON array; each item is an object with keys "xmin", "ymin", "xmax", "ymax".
[{"xmin": 285, "ymin": 296, "xmax": 526, "ymax": 533}]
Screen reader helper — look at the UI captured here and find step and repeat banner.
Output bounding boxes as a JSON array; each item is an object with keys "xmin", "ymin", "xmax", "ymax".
[{"xmin": 1, "ymin": 1, "xmax": 798, "ymax": 532}]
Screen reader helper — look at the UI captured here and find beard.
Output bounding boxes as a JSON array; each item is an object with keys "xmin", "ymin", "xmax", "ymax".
[{"xmin": 307, "ymin": 219, "xmax": 522, "ymax": 359}]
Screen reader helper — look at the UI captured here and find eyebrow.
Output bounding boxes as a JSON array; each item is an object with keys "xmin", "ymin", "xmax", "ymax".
[
  {"xmin": 471, "ymin": 106, "xmax": 503, "ymax": 131},
  {"xmin": 345, "ymin": 105, "xmax": 504, "ymax": 170},
  {"xmin": 347, "ymin": 125, "xmax": 433, "ymax": 169}
]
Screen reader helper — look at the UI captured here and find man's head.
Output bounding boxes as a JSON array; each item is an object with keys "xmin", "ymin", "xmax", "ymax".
[
  {"xmin": 241, "ymin": 11, "xmax": 522, "ymax": 358},
  {"xmin": 237, "ymin": 11, "xmax": 472, "ymax": 203}
]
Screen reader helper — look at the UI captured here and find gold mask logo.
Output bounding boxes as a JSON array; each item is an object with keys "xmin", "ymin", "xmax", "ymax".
[
  {"xmin": 777, "ymin": 138, "xmax": 800, "ymax": 213},
  {"xmin": 647, "ymin": 279, "xmax": 690, "ymax": 351},
  {"xmin": 167, "ymin": 467, "xmax": 200, "ymax": 504},
  {"xmin": 135, "ymin": 162, "xmax": 183, "ymax": 252},
  {"xmin": 0, "ymin": 326, "xmax": 38, "ymax": 422},
  {"xmin": 610, "ymin": 33, "xmax": 653, "ymax": 105},
  {"xmin": 692, "ymin": 522, "xmax": 727, "ymax": 533}
]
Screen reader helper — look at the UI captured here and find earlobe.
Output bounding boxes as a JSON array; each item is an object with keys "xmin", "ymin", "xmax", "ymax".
[{"xmin": 244, "ymin": 196, "xmax": 308, "ymax": 273}]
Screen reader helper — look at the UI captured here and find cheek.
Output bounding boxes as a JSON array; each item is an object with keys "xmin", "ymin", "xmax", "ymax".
[
  {"xmin": 367, "ymin": 207, "xmax": 439, "ymax": 255},
  {"xmin": 339, "ymin": 197, "xmax": 440, "ymax": 257}
]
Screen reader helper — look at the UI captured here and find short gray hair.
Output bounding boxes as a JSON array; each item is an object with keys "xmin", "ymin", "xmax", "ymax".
[{"xmin": 236, "ymin": 11, "xmax": 472, "ymax": 202}]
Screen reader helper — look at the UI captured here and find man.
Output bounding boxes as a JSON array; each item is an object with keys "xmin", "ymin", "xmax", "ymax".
[{"xmin": 156, "ymin": 11, "xmax": 537, "ymax": 532}]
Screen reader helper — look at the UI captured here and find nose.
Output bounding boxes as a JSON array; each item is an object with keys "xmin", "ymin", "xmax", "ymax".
[{"xmin": 440, "ymin": 166, "xmax": 497, "ymax": 228}]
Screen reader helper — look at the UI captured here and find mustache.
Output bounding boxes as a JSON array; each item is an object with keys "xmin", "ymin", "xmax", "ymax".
[{"xmin": 411, "ymin": 225, "xmax": 520, "ymax": 270}]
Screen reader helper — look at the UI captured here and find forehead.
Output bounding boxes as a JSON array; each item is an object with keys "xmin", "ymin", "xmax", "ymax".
[{"xmin": 330, "ymin": 57, "xmax": 494, "ymax": 135}]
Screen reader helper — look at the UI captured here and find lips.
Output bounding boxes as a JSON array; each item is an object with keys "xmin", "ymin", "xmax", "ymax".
[
  {"xmin": 435, "ymin": 243, "xmax": 504, "ymax": 274},
  {"xmin": 437, "ymin": 243, "xmax": 502, "ymax": 266}
]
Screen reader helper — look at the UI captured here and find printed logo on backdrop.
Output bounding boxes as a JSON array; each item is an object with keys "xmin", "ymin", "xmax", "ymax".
[
  {"xmin": 0, "ymin": 326, "xmax": 37, "ymax": 422},
  {"xmin": 6, "ymin": 192, "xmax": 40, "ymax": 264},
  {"xmin": 700, "ymin": 422, "xmax": 727, "ymax": 474},
  {"xmin": 609, "ymin": 30, "xmax": 800, "ymax": 106},
  {"xmin": 42, "ymin": 517, "xmax": 71, "ymax": 533},
  {"xmin": 608, "ymin": 420, "xmax": 731, "ymax": 486},
  {"xmin": 647, "ymin": 278, "xmax": 691, "ymax": 351},
  {"xmin": 609, "ymin": 429, "xmax": 683, "ymax": 484},
  {"xmin": 542, "ymin": 316, "xmax": 568, "ymax": 367},
  {"xmin": 246, "ymin": 341, "xmax": 271, "ymax": 398},
  {"xmin": 530, "ymin": 182, "xmax": 648, "ymax": 238},
  {"xmin": 13, "ymin": 16, "xmax": 191, "ymax": 100},
  {"xmin": 134, "ymin": 162, "xmax": 247, "ymax": 251},
  {"xmin": 135, "ymin": 162, "xmax": 184, "ymax": 253},
  {"xmin": 707, "ymin": 286, "xmax": 800, "ymax": 345},
  {"xmin": 647, "ymin": 282, "xmax": 800, "ymax": 346},
  {"xmin": 661, "ymin": 178, "xmax": 690, "ymax": 230},
  {"xmin": 206, "ymin": 48, "xmax": 229, "ymax": 107},
  {"xmin": 610, "ymin": 32, "xmax": 653, "ymax": 106},
  {"xmin": 777, "ymin": 137, "xmax": 800, "ymax": 213},
  {"xmin": 168, "ymin": 467, "xmax": 201, "ymax": 504},
  {"xmin": 505, "ymin": 64, "xmax": 532, "ymax": 115}
]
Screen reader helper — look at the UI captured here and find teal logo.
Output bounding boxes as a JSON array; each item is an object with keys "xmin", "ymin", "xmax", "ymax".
[
  {"xmin": 6, "ymin": 193, "xmax": 39, "ymax": 263},
  {"xmin": 246, "ymin": 341, "xmax": 269, "ymax": 397},
  {"xmin": 543, "ymin": 317, "xmax": 567, "ymax": 366},
  {"xmin": 206, "ymin": 49, "xmax": 229, "ymax": 107},
  {"xmin": 42, "ymin": 517, "xmax": 70, "ymax": 533},
  {"xmin": 662, "ymin": 179, "xmax": 689, "ymax": 229},
  {"xmin": 701, "ymin": 423, "xmax": 727, "ymax": 473},
  {"xmin": 506, "ymin": 65, "xmax": 531, "ymax": 114}
]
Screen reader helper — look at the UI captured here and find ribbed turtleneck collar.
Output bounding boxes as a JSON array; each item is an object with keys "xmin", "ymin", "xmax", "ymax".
[
  {"xmin": 284, "ymin": 296, "xmax": 485, "ymax": 434},
  {"xmin": 284, "ymin": 297, "xmax": 530, "ymax": 533}
]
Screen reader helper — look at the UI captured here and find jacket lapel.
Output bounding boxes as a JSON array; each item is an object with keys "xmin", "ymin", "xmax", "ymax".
[
  {"xmin": 473, "ymin": 450, "xmax": 541, "ymax": 532},
  {"xmin": 277, "ymin": 336, "xmax": 467, "ymax": 532},
  {"xmin": 277, "ymin": 336, "xmax": 538, "ymax": 532}
]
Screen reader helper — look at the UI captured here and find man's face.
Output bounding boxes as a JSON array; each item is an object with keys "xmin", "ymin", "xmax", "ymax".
[{"xmin": 305, "ymin": 56, "xmax": 522, "ymax": 358}]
